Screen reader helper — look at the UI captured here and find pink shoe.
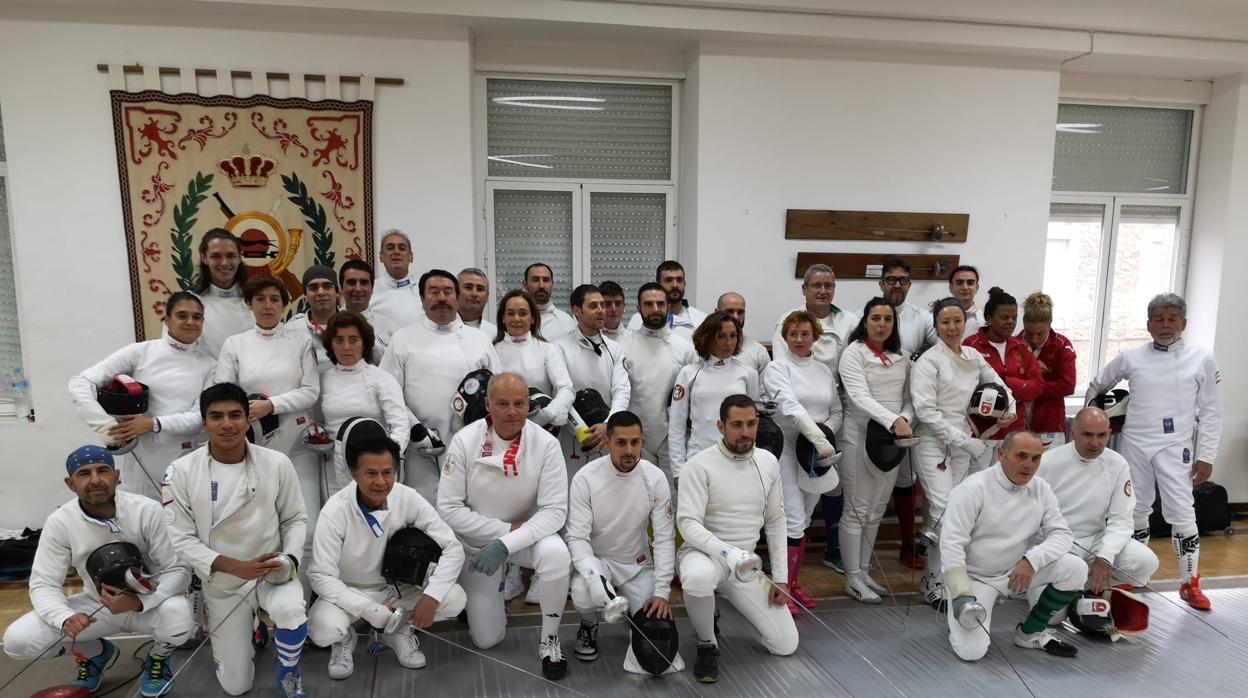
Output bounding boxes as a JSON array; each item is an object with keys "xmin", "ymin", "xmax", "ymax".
[
  {"xmin": 787, "ymin": 538, "xmax": 817, "ymax": 609},
  {"xmin": 790, "ymin": 581, "xmax": 817, "ymax": 609}
]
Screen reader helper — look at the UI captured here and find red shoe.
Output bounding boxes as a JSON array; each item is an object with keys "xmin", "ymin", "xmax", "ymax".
[
  {"xmin": 790, "ymin": 581, "xmax": 817, "ymax": 609},
  {"xmin": 1180, "ymin": 575, "xmax": 1212, "ymax": 610},
  {"xmin": 787, "ymin": 596, "xmax": 802, "ymax": 616},
  {"xmin": 899, "ymin": 543, "xmax": 926, "ymax": 570}
]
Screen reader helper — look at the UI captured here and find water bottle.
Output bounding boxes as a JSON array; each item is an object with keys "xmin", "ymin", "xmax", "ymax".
[{"xmin": 12, "ymin": 367, "xmax": 32, "ymax": 421}]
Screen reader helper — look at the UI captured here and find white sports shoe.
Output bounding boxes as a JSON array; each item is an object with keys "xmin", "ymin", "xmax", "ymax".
[
  {"xmin": 921, "ymin": 573, "xmax": 947, "ymax": 612},
  {"xmin": 327, "ymin": 631, "xmax": 356, "ymax": 680},
  {"xmin": 382, "ymin": 624, "xmax": 427, "ymax": 669},
  {"xmin": 861, "ymin": 568, "xmax": 889, "ymax": 596},
  {"xmin": 846, "ymin": 571, "xmax": 882, "ymax": 605},
  {"xmin": 525, "ymin": 576, "xmax": 542, "ymax": 605},
  {"xmin": 504, "ymin": 565, "xmax": 526, "ymax": 602}
]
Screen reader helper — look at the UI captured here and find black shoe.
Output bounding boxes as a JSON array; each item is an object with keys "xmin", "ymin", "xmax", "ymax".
[
  {"xmin": 573, "ymin": 621, "xmax": 598, "ymax": 662},
  {"xmin": 540, "ymin": 634, "xmax": 568, "ymax": 680},
  {"xmin": 713, "ymin": 609, "xmax": 721, "ymax": 636},
  {"xmin": 694, "ymin": 642, "xmax": 720, "ymax": 683}
]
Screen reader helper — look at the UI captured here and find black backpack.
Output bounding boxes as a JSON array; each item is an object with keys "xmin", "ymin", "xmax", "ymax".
[
  {"xmin": 1148, "ymin": 481, "xmax": 1232, "ymax": 536},
  {"xmin": 0, "ymin": 528, "xmax": 41, "ymax": 581}
]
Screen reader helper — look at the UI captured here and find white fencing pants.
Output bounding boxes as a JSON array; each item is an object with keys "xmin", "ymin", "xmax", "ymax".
[
  {"xmin": 678, "ymin": 548, "xmax": 798, "ymax": 656},
  {"xmin": 777, "ymin": 450, "xmax": 822, "ymax": 540},
  {"xmin": 839, "ymin": 419, "xmax": 899, "ymax": 575},
  {"xmin": 307, "ymin": 583, "xmax": 467, "ymax": 647},
  {"xmin": 947, "ymin": 553, "xmax": 1087, "ymax": 662},
  {"xmin": 1069, "ymin": 536, "xmax": 1160, "ymax": 589},
  {"xmin": 3, "ymin": 593, "xmax": 194, "ymax": 659},
  {"xmin": 1119, "ymin": 438, "xmax": 1198, "ymax": 535},
  {"xmin": 570, "ymin": 556, "xmax": 655, "ymax": 622},
  {"xmin": 203, "ymin": 578, "xmax": 306, "ymax": 696},
  {"xmin": 912, "ymin": 436, "xmax": 972, "ymax": 538},
  {"xmin": 458, "ymin": 534, "xmax": 570, "ymax": 650}
]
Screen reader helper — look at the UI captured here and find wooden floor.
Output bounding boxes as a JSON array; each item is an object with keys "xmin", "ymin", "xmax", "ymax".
[{"xmin": 5, "ymin": 526, "xmax": 1243, "ymax": 639}]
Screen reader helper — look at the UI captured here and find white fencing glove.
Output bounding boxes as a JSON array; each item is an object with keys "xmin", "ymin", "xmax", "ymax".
[
  {"xmin": 796, "ymin": 415, "xmax": 836, "ymax": 460},
  {"xmin": 263, "ymin": 554, "xmax": 298, "ymax": 585},
  {"xmin": 956, "ymin": 434, "xmax": 988, "ymax": 459},
  {"xmin": 76, "ymin": 401, "xmax": 122, "ymax": 447},
  {"xmin": 720, "ymin": 546, "xmax": 763, "ymax": 583},
  {"xmin": 362, "ymin": 603, "xmax": 405, "ymax": 634},
  {"xmin": 945, "ymin": 567, "xmax": 986, "ymax": 629}
]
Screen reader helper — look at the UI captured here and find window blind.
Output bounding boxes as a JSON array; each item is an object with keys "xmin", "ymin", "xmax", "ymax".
[
  {"xmin": 0, "ymin": 177, "xmax": 23, "ymax": 397},
  {"xmin": 589, "ymin": 191, "xmax": 667, "ymax": 308},
  {"xmin": 1053, "ymin": 104, "xmax": 1192, "ymax": 194},
  {"xmin": 492, "ymin": 189, "xmax": 575, "ymax": 311}
]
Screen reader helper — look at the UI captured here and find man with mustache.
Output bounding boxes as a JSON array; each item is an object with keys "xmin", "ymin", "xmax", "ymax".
[
  {"xmin": 3, "ymin": 446, "xmax": 193, "ymax": 696},
  {"xmin": 523, "ymin": 262, "xmax": 576, "ymax": 342},
  {"xmin": 1086, "ymin": 293, "xmax": 1222, "ymax": 610},
  {"xmin": 625, "ymin": 260, "xmax": 706, "ymax": 340},
  {"xmin": 369, "ymin": 229, "xmax": 425, "ymax": 333},
  {"xmin": 941, "ymin": 430, "xmax": 1085, "ymax": 662},
  {"xmin": 381, "ymin": 269, "xmax": 501, "ymax": 504}
]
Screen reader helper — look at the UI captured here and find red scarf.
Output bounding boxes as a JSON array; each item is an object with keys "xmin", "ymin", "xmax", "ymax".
[
  {"xmin": 865, "ymin": 340, "xmax": 892, "ymax": 366},
  {"xmin": 482, "ymin": 417, "xmax": 522, "ymax": 477}
]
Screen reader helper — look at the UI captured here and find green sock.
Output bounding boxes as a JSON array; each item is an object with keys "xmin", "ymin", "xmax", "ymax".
[{"xmin": 1021, "ymin": 584, "xmax": 1077, "ymax": 634}]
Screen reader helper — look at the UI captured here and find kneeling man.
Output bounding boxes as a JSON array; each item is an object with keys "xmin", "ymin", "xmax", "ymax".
[
  {"xmin": 678, "ymin": 394, "xmax": 797, "ymax": 684},
  {"xmin": 565, "ymin": 410, "xmax": 679, "ymax": 672},
  {"xmin": 1041, "ymin": 408, "xmax": 1159, "ymax": 595},
  {"xmin": 438, "ymin": 372, "xmax": 572, "ymax": 680},
  {"xmin": 3, "ymin": 446, "xmax": 193, "ymax": 697},
  {"xmin": 942, "ymin": 430, "xmax": 1087, "ymax": 662},
  {"xmin": 165, "ymin": 382, "xmax": 310, "ymax": 697},
  {"xmin": 309, "ymin": 421, "xmax": 467, "ymax": 679}
]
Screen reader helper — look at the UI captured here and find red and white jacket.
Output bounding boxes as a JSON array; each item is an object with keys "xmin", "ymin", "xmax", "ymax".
[
  {"xmin": 963, "ymin": 329, "xmax": 1044, "ymax": 439},
  {"xmin": 1017, "ymin": 330, "xmax": 1076, "ymax": 433}
]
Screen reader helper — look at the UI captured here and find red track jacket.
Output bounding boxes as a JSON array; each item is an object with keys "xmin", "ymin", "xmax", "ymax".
[{"xmin": 1015, "ymin": 329, "xmax": 1077, "ymax": 433}]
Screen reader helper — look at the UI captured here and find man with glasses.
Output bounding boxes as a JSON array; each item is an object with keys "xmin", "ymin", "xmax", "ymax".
[
  {"xmin": 771, "ymin": 264, "xmax": 858, "ymax": 373},
  {"xmin": 947, "ymin": 265, "xmax": 982, "ymax": 340},
  {"xmin": 879, "ymin": 259, "xmax": 938, "ymax": 356}
]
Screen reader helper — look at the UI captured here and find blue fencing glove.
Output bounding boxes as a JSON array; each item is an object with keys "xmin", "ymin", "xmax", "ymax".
[{"xmin": 469, "ymin": 540, "xmax": 510, "ymax": 576}]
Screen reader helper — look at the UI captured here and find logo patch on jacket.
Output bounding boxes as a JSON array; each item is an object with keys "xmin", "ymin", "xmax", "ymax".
[
  {"xmin": 1124, "ymin": 480, "xmax": 1132, "ymax": 497},
  {"xmin": 672, "ymin": 384, "xmax": 686, "ymax": 401}
]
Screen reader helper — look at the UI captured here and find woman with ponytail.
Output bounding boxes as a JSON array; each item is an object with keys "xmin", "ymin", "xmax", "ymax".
[{"xmin": 1019, "ymin": 292, "xmax": 1077, "ymax": 447}]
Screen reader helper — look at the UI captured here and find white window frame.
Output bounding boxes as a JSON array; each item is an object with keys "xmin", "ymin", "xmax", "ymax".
[
  {"xmin": 1051, "ymin": 100, "xmax": 1200, "ymax": 402},
  {"xmin": 474, "ymin": 73, "xmax": 681, "ymax": 283},
  {"xmin": 484, "ymin": 181, "xmax": 676, "ymax": 296}
]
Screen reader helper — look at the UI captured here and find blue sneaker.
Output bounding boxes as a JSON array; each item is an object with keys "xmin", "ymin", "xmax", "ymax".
[
  {"xmin": 140, "ymin": 652, "xmax": 173, "ymax": 697},
  {"xmin": 276, "ymin": 666, "xmax": 307, "ymax": 698},
  {"xmin": 72, "ymin": 638, "xmax": 118, "ymax": 693}
]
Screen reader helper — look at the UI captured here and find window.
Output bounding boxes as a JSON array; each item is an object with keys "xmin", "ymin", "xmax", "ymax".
[
  {"xmin": 481, "ymin": 77, "xmax": 677, "ymax": 309},
  {"xmin": 1046, "ymin": 104, "xmax": 1196, "ymax": 393},
  {"xmin": 0, "ymin": 110, "xmax": 25, "ymax": 407}
]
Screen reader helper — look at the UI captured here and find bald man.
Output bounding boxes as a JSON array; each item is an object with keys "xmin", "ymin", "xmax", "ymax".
[
  {"xmin": 717, "ymin": 292, "xmax": 770, "ymax": 382},
  {"xmin": 1040, "ymin": 408, "xmax": 1159, "ymax": 595},
  {"xmin": 437, "ymin": 372, "xmax": 572, "ymax": 680}
]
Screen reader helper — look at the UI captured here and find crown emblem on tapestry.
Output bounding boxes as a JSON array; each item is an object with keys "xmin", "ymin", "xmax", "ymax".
[{"xmin": 218, "ymin": 145, "xmax": 277, "ymax": 188}]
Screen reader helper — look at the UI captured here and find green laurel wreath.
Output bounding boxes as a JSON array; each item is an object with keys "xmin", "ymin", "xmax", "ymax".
[
  {"xmin": 170, "ymin": 171, "xmax": 213, "ymax": 291},
  {"xmin": 281, "ymin": 173, "xmax": 334, "ymax": 268}
]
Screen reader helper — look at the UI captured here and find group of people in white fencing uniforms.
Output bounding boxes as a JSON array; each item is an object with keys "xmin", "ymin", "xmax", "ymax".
[{"xmin": 3, "ymin": 225, "xmax": 1224, "ymax": 695}]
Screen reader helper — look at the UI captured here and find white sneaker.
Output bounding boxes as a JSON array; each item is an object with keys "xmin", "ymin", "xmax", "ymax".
[
  {"xmin": 846, "ymin": 571, "xmax": 881, "ymax": 605},
  {"xmin": 327, "ymin": 631, "xmax": 356, "ymax": 680},
  {"xmin": 1012, "ymin": 625, "xmax": 1078, "ymax": 657},
  {"xmin": 921, "ymin": 573, "xmax": 947, "ymax": 612},
  {"xmin": 525, "ymin": 576, "xmax": 542, "ymax": 605},
  {"xmin": 382, "ymin": 624, "xmax": 427, "ymax": 669},
  {"xmin": 861, "ymin": 568, "xmax": 889, "ymax": 596},
  {"xmin": 504, "ymin": 565, "xmax": 525, "ymax": 602}
]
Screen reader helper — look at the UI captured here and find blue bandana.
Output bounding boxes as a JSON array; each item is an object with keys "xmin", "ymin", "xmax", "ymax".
[{"xmin": 66, "ymin": 445, "xmax": 115, "ymax": 475}]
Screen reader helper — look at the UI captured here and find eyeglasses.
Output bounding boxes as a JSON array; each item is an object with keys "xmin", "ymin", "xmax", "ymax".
[{"xmin": 881, "ymin": 277, "xmax": 912, "ymax": 287}]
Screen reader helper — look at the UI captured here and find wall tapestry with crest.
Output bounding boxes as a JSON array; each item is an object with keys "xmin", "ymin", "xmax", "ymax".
[{"xmin": 110, "ymin": 89, "xmax": 373, "ymax": 341}]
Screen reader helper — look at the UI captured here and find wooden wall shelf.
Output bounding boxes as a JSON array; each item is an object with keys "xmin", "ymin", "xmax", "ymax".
[{"xmin": 786, "ymin": 209, "xmax": 969, "ymax": 243}]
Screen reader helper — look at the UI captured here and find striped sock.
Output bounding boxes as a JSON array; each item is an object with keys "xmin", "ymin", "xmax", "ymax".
[
  {"xmin": 274, "ymin": 623, "xmax": 307, "ymax": 669},
  {"xmin": 1021, "ymin": 584, "xmax": 1077, "ymax": 634}
]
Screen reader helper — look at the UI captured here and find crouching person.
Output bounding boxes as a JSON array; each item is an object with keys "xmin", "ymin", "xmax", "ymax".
[
  {"xmin": 308, "ymin": 420, "xmax": 467, "ymax": 679},
  {"xmin": 3, "ymin": 446, "xmax": 193, "ymax": 696},
  {"xmin": 942, "ymin": 431, "xmax": 1087, "ymax": 662}
]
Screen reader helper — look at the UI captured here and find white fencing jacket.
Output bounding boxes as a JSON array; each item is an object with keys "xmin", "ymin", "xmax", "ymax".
[
  {"xmin": 1086, "ymin": 339, "xmax": 1222, "ymax": 463},
  {"xmin": 566, "ymin": 455, "xmax": 675, "ymax": 600},
  {"xmin": 68, "ymin": 326, "xmax": 217, "ymax": 440},
  {"xmin": 286, "ymin": 312, "xmax": 334, "ymax": 374},
  {"xmin": 536, "ymin": 303, "xmax": 577, "ymax": 343},
  {"xmin": 165, "ymin": 444, "xmax": 308, "ymax": 592},
  {"xmin": 764, "ymin": 353, "xmax": 843, "ymax": 446},
  {"xmin": 771, "ymin": 305, "xmax": 858, "ymax": 375},
  {"xmin": 1040, "ymin": 442, "xmax": 1135, "ymax": 561},
  {"xmin": 215, "ymin": 325, "xmax": 321, "ymax": 418},
  {"xmin": 310, "ymin": 482, "xmax": 464, "ymax": 612},
  {"xmin": 737, "ymin": 337, "xmax": 772, "ymax": 382},
  {"xmin": 361, "ymin": 306, "xmax": 395, "ymax": 365},
  {"xmin": 495, "ymin": 332, "xmax": 575, "ymax": 425},
  {"xmin": 558, "ymin": 331, "xmax": 631, "ymax": 415},
  {"xmin": 677, "ymin": 443, "xmax": 788, "ymax": 585},
  {"xmin": 197, "ymin": 284, "xmax": 253, "ymax": 359},
  {"xmin": 838, "ymin": 341, "xmax": 914, "ymax": 431},
  {"xmin": 669, "ymin": 357, "xmax": 759, "ymax": 479},
  {"xmin": 911, "ymin": 342, "xmax": 1013, "ymax": 451},
  {"xmin": 369, "ymin": 271, "xmax": 425, "ymax": 334},
  {"xmin": 436, "ymin": 419, "xmax": 568, "ymax": 553},
  {"xmin": 941, "ymin": 464, "xmax": 1073, "ymax": 580},
  {"xmin": 621, "ymin": 327, "xmax": 695, "ymax": 452},
  {"xmin": 380, "ymin": 318, "xmax": 501, "ymax": 446},
  {"xmin": 897, "ymin": 302, "xmax": 938, "ymax": 357},
  {"xmin": 29, "ymin": 492, "xmax": 191, "ymax": 631},
  {"xmin": 318, "ymin": 362, "xmax": 412, "ymax": 451},
  {"xmin": 463, "ymin": 316, "xmax": 498, "ymax": 342}
]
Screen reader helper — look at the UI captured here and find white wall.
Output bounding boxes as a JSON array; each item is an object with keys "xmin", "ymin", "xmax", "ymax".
[
  {"xmin": 685, "ymin": 43, "xmax": 1061, "ymax": 340},
  {"xmin": 0, "ymin": 18, "xmax": 476, "ymax": 528}
]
